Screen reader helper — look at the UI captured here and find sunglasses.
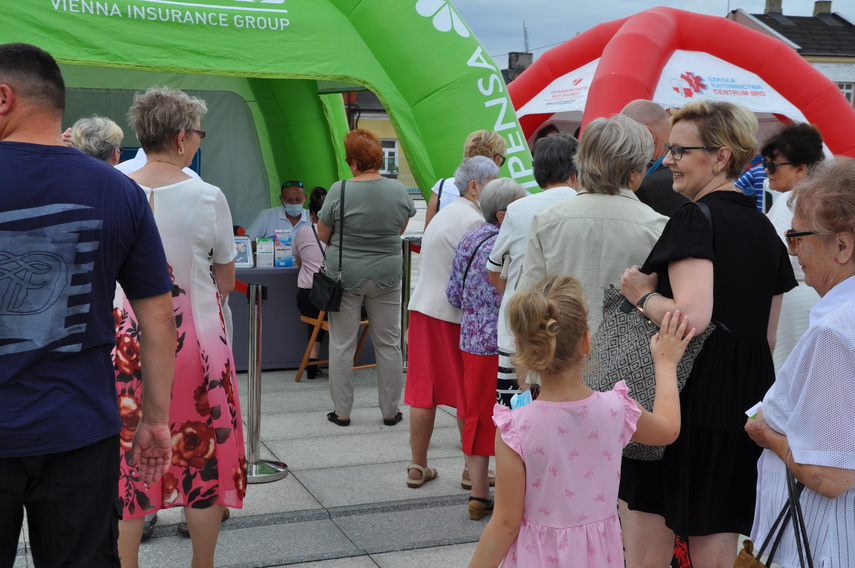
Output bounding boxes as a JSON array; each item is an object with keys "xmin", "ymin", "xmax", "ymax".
[
  {"xmin": 664, "ymin": 142, "xmax": 718, "ymax": 161},
  {"xmin": 190, "ymin": 129, "xmax": 206, "ymax": 139},
  {"xmin": 281, "ymin": 180, "xmax": 304, "ymax": 189},
  {"xmin": 761, "ymin": 157, "xmax": 794, "ymax": 174},
  {"xmin": 494, "ymin": 154, "xmax": 507, "ymax": 167},
  {"xmin": 784, "ymin": 229, "xmax": 818, "ymax": 248}
]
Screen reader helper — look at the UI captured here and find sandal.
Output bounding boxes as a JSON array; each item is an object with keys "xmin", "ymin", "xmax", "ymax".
[
  {"xmin": 468, "ymin": 496, "xmax": 494, "ymax": 520},
  {"xmin": 327, "ymin": 411, "xmax": 350, "ymax": 427},
  {"xmin": 461, "ymin": 467, "xmax": 496, "ymax": 490},
  {"xmin": 383, "ymin": 411, "xmax": 403, "ymax": 426},
  {"xmin": 406, "ymin": 464, "xmax": 438, "ymax": 488}
]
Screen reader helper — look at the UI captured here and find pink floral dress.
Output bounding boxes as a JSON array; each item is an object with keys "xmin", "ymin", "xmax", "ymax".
[
  {"xmin": 113, "ymin": 179, "xmax": 246, "ymax": 518},
  {"xmin": 493, "ymin": 381, "xmax": 641, "ymax": 567}
]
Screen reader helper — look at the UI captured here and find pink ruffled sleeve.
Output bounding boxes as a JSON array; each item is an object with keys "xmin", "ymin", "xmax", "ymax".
[
  {"xmin": 614, "ymin": 380, "xmax": 642, "ymax": 447},
  {"xmin": 493, "ymin": 404, "xmax": 522, "ymax": 456}
]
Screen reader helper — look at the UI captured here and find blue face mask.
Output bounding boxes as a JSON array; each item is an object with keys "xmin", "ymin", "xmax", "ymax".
[{"xmin": 283, "ymin": 203, "xmax": 304, "ymax": 217}]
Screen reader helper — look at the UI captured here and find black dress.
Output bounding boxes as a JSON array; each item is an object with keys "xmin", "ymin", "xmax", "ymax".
[{"xmin": 618, "ymin": 191, "xmax": 796, "ymax": 537}]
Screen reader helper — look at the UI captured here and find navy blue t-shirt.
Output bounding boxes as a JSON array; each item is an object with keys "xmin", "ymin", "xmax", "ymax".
[{"xmin": 0, "ymin": 142, "xmax": 173, "ymax": 457}]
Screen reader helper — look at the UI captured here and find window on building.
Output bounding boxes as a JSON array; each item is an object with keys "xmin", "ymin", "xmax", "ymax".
[
  {"xmin": 381, "ymin": 139, "xmax": 399, "ymax": 175},
  {"xmin": 838, "ymin": 82, "xmax": 854, "ymax": 104}
]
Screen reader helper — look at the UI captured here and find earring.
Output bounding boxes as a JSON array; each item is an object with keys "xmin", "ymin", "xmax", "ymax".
[
  {"xmin": 713, "ymin": 166, "xmax": 721, "ymax": 175},
  {"xmin": 178, "ymin": 147, "xmax": 184, "ymax": 155}
]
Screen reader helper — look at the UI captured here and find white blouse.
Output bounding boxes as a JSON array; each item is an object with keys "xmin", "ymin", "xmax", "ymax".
[{"xmin": 751, "ymin": 275, "xmax": 855, "ymax": 568}]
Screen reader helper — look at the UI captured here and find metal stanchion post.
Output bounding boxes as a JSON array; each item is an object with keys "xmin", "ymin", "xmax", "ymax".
[
  {"xmin": 400, "ymin": 236, "xmax": 421, "ymax": 365},
  {"xmin": 246, "ymin": 282, "xmax": 288, "ymax": 484}
]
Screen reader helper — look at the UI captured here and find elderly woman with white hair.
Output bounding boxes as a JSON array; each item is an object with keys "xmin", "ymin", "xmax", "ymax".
[
  {"xmin": 70, "ymin": 115, "xmax": 124, "ymax": 165},
  {"xmin": 745, "ymin": 157, "xmax": 855, "ymax": 568},
  {"xmin": 405, "ymin": 155, "xmax": 499, "ymax": 489},
  {"xmin": 520, "ymin": 114, "xmax": 669, "ymax": 332},
  {"xmin": 446, "ymin": 178, "xmax": 527, "ymax": 520}
]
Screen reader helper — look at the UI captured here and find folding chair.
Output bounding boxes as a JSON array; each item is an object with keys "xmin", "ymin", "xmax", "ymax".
[{"xmin": 294, "ymin": 310, "xmax": 376, "ymax": 382}]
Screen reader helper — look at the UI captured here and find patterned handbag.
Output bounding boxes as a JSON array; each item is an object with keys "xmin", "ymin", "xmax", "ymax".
[
  {"xmin": 583, "ymin": 200, "xmax": 718, "ymax": 461},
  {"xmin": 582, "ymin": 285, "xmax": 715, "ymax": 460}
]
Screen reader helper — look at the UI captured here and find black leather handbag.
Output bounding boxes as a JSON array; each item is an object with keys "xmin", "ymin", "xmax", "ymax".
[{"xmin": 310, "ymin": 180, "xmax": 345, "ymax": 312}]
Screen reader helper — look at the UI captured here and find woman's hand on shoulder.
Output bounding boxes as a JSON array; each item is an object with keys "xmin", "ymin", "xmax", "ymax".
[{"xmin": 620, "ymin": 266, "xmax": 657, "ymax": 306}]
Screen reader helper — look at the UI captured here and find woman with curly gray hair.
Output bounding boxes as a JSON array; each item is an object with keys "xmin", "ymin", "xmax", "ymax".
[
  {"xmin": 114, "ymin": 86, "xmax": 244, "ymax": 568},
  {"xmin": 70, "ymin": 115, "xmax": 124, "ymax": 164},
  {"xmin": 519, "ymin": 114, "xmax": 668, "ymax": 333}
]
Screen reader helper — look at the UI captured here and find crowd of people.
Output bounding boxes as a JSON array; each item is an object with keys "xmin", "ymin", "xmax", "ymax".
[{"xmin": 2, "ymin": 40, "xmax": 854, "ymax": 568}]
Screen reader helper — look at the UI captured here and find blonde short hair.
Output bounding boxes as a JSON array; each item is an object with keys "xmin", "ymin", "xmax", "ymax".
[
  {"xmin": 71, "ymin": 115, "xmax": 123, "ymax": 163},
  {"xmin": 128, "ymin": 86, "xmax": 207, "ymax": 153},
  {"xmin": 576, "ymin": 115, "xmax": 653, "ymax": 195},
  {"xmin": 670, "ymin": 100, "xmax": 758, "ymax": 179},
  {"xmin": 463, "ymin": 130, "xmax": 507, "ymax": 159},
  {"xmin": 509, "ymin": 276, "xmax": 589, "ymax": 374}
]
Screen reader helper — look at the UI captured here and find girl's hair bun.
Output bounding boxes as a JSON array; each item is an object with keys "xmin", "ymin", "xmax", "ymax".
[{"xmin": 508, "ymin": 276, "xmax": 589, "ymax": 374}]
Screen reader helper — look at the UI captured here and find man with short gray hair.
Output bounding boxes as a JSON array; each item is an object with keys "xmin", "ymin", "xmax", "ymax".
[{"xmin": 621, "ymin": 99, "xmax": 689, "ymax": 217}]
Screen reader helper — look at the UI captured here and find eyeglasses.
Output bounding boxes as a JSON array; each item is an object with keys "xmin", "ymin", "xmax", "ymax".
[
  {"xmin": 664, "ymin": 142, "xmax": 718, "ymax": 161},
  {"xmin": 190, "ymin": 129, "xmax": 206, "ymax": 139},
  {"xmin": 785, "ymin": 229, "xmax": 818, "ymax": 249},
  {"xmin": 761, "ymin": 157, "xmax": 794, "ymax": 174},
  {"xmin": 494, "ymin": 154, "xmax": 507, "ymax": 167},
  {"xmin": 281, "ymin": 180, "xmax": 304, "ymax": 189}
]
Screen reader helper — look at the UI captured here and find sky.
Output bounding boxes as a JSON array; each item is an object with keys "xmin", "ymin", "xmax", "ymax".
[{"xmin": 453, "ymin": 0, "xmax": 855, "ymax": 66}]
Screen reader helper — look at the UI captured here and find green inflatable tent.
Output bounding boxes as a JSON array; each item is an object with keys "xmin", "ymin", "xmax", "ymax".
[{"xmin": 1, "ymin": 0, "xmax": 535, "ymax": 226}]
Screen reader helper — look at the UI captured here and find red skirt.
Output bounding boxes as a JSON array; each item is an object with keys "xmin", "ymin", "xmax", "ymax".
[
  {"xmin": 404, "ymin": 311, "xmax": 464, "ymax": 416},
  {"xmin": 461, "ymin": 352, "xmax": 498, "ymax": 456}
]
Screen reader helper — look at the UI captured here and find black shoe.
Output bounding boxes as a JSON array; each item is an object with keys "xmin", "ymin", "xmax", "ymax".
[
  {"xmin": 141, "ymin": 512, "xmax": 157, "ymax": 540},
  {"xmin": 327, "ymin": 411, "xmax": 350, "ymax": 426},
  {"xmin": 383, "ymin": 411, "xmax": 403, "ymax": 426},
  {"xmin": 307, "ymin": 359, "xmax": 319, "ymax": 380}
]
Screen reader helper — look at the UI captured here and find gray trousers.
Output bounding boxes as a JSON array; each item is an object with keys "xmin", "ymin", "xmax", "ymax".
[{"xmin": 328, "ymin": 280, "xmax": 403, "ymax": 419}]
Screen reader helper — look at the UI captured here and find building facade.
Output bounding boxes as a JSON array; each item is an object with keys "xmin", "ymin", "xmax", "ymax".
[{"xmin": 728, "ymin": 1, "xmax": 855, "ymax": 108}]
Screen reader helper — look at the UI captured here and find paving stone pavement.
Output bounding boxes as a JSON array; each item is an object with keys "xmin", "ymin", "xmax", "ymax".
[{"xmin": 13, "ymin": 368, "xmax": 487, "ymax": 567}]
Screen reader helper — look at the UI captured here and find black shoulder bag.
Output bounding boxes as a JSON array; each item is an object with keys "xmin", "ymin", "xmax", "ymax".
[{"xmin": 310, "ymin": 180, "xmax": 345, "ymax": 312}]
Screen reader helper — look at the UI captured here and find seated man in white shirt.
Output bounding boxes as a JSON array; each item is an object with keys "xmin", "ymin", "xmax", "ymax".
[{"xmin": 247, "ymin": 180, "xmax": 312, "ymax": 240}]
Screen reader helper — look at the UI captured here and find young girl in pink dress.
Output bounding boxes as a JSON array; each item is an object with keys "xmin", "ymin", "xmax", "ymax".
[{"xmin": 469, "ymin": 276, "xmax": 694, "ymax": 567}]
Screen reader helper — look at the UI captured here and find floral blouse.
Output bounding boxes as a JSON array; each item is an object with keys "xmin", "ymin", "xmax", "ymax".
[{"xmin": 446, "ymin": 223, "xmax": 502, "ymax": 355}]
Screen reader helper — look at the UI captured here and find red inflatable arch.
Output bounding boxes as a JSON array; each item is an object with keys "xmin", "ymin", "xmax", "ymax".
[{"xmin": 509, "ymin": 7, "xmax": 855, "ymax": 157}]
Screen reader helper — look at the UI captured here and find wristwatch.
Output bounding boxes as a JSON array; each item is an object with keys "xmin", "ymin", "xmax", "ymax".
[{"xmin": 636, "ymin": 291, "xmax": 661, "ymax": 318}]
